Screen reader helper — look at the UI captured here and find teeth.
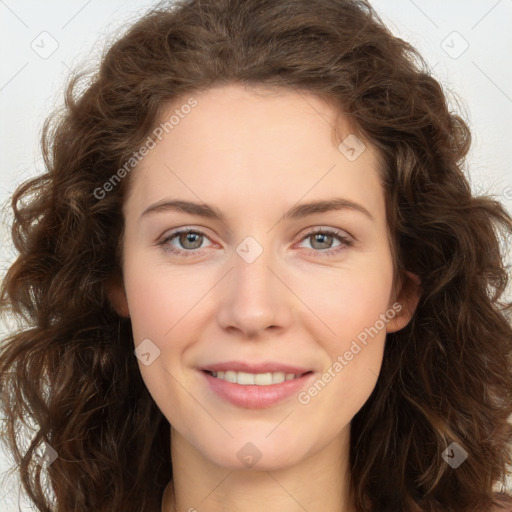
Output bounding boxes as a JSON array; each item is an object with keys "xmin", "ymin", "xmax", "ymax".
[{"xmin": 210, "ymin": 370, "xmax": 301, "ymax": 385}]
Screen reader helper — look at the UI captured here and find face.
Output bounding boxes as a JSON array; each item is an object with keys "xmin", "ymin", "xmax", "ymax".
[{"xmin": 110, "ymin": 83, "xmax": 417, "ymax": 471}]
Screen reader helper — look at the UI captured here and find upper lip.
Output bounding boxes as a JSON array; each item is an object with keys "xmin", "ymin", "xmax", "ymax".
[{"xmin": 200, "ymin": 361, "xmax": 313, "ymax": 375}]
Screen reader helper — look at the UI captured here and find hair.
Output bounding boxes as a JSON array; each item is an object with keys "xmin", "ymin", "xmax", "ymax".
[{"xmin": 1, "ymin": 0, "xmax": 512, "ymax": 511}]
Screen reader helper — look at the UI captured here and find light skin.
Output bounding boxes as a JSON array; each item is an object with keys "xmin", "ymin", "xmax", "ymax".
[{"xmin": 109, "ymin": 83, "xmax": 420, "ymax": 512}]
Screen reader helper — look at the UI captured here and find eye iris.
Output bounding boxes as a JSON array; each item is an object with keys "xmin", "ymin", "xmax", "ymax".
[
  {"xmin": 311, "ymin": 233, "xmax": 333, "ymax": 250},
  {"xmin": 172, "ymin": 231, "xmax": 341, "ymax": 252},
  {"xmin": 180, "ymin": 232, "xmax": 202, "ymax": 249}
]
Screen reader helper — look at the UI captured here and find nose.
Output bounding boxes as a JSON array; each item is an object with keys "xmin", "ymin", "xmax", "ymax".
[{"xmin": 216, "ymin": 243, "xmax": 293, "ymax": 339}]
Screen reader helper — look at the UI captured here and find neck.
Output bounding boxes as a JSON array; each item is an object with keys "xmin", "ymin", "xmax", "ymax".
[{"xmin": 162, "ymin": 426, "xmax": 356, "ymax": 512}]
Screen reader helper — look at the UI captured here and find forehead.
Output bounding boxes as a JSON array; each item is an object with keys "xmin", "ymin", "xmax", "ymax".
[{"xmin": 124, "ymin": 83, "xmax": 385, "ymax": 225}]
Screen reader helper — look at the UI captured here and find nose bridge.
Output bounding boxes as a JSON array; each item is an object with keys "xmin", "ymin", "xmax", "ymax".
[
  {"xmin": 216, "ymin": 233, "xmax": 290, "ymax": 334},
  {"xmin": 232, "ymin": 233, "xmax": 278, "ymax": 302}
]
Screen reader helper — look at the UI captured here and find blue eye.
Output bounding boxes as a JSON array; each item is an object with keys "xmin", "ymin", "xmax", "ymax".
[{"xmin": 157, "ymin": 227, "xmax": 353, "ymax": 258}]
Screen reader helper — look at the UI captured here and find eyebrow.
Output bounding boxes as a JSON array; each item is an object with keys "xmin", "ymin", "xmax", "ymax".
[{"xmin": 139, "ymin": 197, "xmax": 374, "ymax": 222}]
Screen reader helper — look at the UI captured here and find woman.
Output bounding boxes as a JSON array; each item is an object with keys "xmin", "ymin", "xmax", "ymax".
[{"xmin": 1, "ymin": 0, "xmax": 512, "ymax": 511}]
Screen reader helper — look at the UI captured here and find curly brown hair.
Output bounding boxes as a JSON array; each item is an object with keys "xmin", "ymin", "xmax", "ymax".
[{"xmin": 1, "ymin": 0, "xmax": 512, "ymax": 511}]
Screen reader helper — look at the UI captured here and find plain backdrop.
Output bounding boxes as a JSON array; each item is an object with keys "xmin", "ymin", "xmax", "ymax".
[{"xmin": 1, "ymin": 1, "xmax": 512, "ymax": 510}]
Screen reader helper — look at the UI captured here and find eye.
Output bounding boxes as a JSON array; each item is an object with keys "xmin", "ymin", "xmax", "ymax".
[
  {"xmin": 157, "ymin": 226, "xmax": 354, "ymax": 258},
  {"xmin": 296, "ymin": 228, "xmax": 353, "ymax": 256},
  {"xmin": 157, "ymin": 227, "xmax": 214, "ymax": 257}
]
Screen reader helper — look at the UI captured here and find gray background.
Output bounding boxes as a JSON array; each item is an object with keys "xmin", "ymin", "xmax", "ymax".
[{"xmin": 1, "ymin": 1, "xmax": 511, "ymax": 509}]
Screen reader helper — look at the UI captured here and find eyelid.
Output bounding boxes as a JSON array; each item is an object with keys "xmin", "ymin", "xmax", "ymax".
[
  {"xmin": 158, "ymin": 224, "xmax": 354, "ymax": 243},
  {"xmin": 158, "ymin": 226, "xmax": 215, "ymax": 249},
  {"xmin": 293, "ymin": 226, "xmax": 354, "ymax": 255},
  {"xmin": 157, "ymin": 224, "xmax": 355, "ymax": 259},
  {"xmin": 158, "ymin": 225, "xmax": 213, "ymax": 241},
  {"xmin": 299, "ymin": 225, "xmax": 355, "ymax": 243}
]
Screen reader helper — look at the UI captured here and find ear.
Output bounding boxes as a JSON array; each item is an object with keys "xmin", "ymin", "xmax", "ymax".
[
  {"xmin": 106, "ymin": 277, "xmax": 130, "ymax": 318},
  {"xmin": 386, "ymin": 271, "xmax": 421, "ymax": 333}
]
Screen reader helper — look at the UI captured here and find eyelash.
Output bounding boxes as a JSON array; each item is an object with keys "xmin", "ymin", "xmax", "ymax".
[{"xmin": 157, "ymin": 226, "xmax": 354, "ymax": 258}]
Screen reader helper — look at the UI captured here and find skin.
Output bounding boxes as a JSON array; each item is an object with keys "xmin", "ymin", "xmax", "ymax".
[{"xmin": 109, "ymin": 83, "xmax": 419, "ymax": 512}]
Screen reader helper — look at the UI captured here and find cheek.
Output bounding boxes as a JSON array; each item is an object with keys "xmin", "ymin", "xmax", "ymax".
[
  {"xmin": 122, "ymin": 254, "xmax": 188, "ymax": 343},
  {"xmin": 294, "ymin": 256, "xmax": 393, "ymax": 403},
  {"xmin": 121, "ymin": 253, "xmax": 210, "ymax": 396},
  {"xmin": 330, "ymin": 277, "xmax": 393, "ymax": 344},
  {"xmin": 122, "ymin": 257, "xmax": 196, "ymax": 418},
  {"xmin": 297, "ymin": 257, "xmax": 394, "ymax": 347}
]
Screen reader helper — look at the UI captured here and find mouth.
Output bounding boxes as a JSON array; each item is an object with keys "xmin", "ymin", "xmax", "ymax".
[
  {"xmin": 202, "ymin": 369, "xmax": 313, "ymax": 385},
  {"xmin": 200, "ymin": 368, "xmax": 316, "ymax": 409}
]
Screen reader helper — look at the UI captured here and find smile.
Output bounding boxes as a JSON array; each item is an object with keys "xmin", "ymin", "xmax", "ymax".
[
  {"xmin": 205, "ymin": 370, "xmax": 310, "ymax": 385},
  {"xmin": 201, "ymin": 369, "xmax": 316, "ymax": 409}
]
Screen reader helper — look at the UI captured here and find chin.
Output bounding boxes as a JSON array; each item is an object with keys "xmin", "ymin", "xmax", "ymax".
[{"xmin": 200, "ymin": 436, "xmax": 309, "ymax": 471}]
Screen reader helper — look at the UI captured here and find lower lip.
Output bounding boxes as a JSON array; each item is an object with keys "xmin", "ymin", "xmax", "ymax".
[{"xmin": 201, "ymin": 370, "xmax": 315, "ymax": 409}]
